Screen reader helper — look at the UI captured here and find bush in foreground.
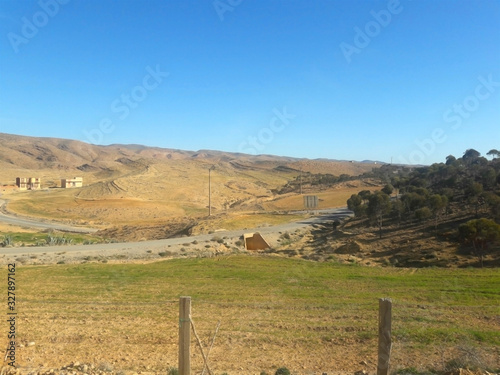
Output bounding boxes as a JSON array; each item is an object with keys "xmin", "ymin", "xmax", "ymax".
[{"xmin": 275, "ymin": 367, "xmax": 291, "ymax": 375}]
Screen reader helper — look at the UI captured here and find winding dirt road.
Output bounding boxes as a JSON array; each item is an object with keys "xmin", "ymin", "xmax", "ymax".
[{"xmin": 0, "ymin": 199, "xmax": 98, "ymax": 233}]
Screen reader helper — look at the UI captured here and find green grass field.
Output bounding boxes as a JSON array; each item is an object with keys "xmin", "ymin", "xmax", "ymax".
[{"xmin": 12, "ymin": 256, "xmax": 500, "ymax": 373}]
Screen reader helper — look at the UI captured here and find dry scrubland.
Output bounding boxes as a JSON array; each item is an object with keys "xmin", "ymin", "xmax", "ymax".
[
  {"xmin": 4, "ymin": 256, "xmax": 499, "ymax": 374},
  {"xmin": 0, "ymin": 133, "xmax": 378, "ymax": 240}
]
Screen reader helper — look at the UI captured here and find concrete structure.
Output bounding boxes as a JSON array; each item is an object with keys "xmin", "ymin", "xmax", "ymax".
[
  {"xmin": 304, "ymin": 195, "xmax": 319, "ymax": 209},
  {"xmin": 16, "ymin": 177, "xmax": 41, "ymax": 190},
  {"xmin": 16, "ymin": 177, "xmax": 28, "ymax": 190},
  {"xmin": 30, "ymin": 177, "xmax": 41, "ymax": 190},
  {"xmin": 243, "ymin": 232, "xmax": 271, "ymax": 251},
  {"xmin": 61, "ymin": 177, "xmax": 83, "ymax": 188}
]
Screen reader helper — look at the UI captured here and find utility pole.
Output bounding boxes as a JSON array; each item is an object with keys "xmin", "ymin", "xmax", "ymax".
[
  {"xmin": 300, "ymin": 170, "xmax": 302, "ymax": 195},
  {"xmin": 208, "ymin": 165, "xmax": 215, "ymax": 216}
]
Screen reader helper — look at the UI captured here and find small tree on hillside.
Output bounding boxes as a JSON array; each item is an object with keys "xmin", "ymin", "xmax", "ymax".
[
  {"xmin": 465, "ymin": 181, "xmax": 484, "ymax": 217},
  {"xmin": 445, "ymin": 154, "xmax": 457, "ymax": 166},
  {"xmin": 484, "ymin": 192, "xmax": 500, "ymax": 221},
  {"xmin": 415, "ymin": 206, "xmax": 432, "ymax": 223},
  {"xmin": 347, "ymin": 193, "xmax": 365, "ymax": 217},
  {"xmin": 487, "ymin": 149, "xmax": 500, "ymax": 159},
  {"xmin": 391, "ymin": 199, "xmax": 405, "ymax": 227},
  {"xmin": 358, "ymin": 190, "xmax": 372, "ymax": 204},
  {"xmin": 367, "ymin": 191, "xmax": 392, "ymax": 238},
  {"xmin": 381, "ymin": 184, "xmax": 394, "ymax": 196},
  {"xmin": 458, "ymin": 218, "xmax": 500, "ymax": 267},
  {"xmin": 463, "ymin": 148, "xmax": 481, "ymax": 162},
  {"xmin": 429, "ymin": 194, "xmax": 448, "ymax": 231},
  {"xmin": 401, "ymin": 192, "xmax": 426, "ymax": 220}
]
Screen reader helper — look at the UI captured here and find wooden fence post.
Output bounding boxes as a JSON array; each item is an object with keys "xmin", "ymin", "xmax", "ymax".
[
  {"xmin": 377, "ymin": 298, "xmax": 392, "ymax": 375},
  {"xmin": 179, "ymin": 296, "xmax": 191, "ymax": 375}
]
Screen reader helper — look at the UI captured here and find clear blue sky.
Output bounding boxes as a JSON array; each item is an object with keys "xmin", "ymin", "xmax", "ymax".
[{"xmin": 1, "ymin": 0, "xmax": 499, "ymax": 165}]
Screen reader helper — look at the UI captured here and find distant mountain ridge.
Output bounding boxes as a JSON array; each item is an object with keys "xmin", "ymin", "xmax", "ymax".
[{"xmin": 0, "ymin": 132, "xmax": 379, "ymax": 185}]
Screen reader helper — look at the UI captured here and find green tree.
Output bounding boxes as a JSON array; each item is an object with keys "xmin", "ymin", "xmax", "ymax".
[
  {"xmin": 463, "ymin": 148, "xmax": 481, "ymax": 161},
  {"xmin": 401, "ymin": 192, "xmax": 426, "ymax": 219},
  {"xmin": 381, "ymin": 184, "xmax": 394, "ymax": 196},
  {"xmin": 445, "ymin": 154, "xmax": 457, "ymax": 166},
  {"xmin": 391, "ymin": 199, "xmax": 405, "ymax": 227},
  {"xmin": 347, "ymin": 193, "xmax": 365, "ymax": 217},
  {"xmin": 484, "ymin": 192, "xmax": 500, "ymax": 221},
  {"xmin": 459, "ymin": 218, "xmax": 500, "ymax": 267},
  {"xmin": 367, "ymin": 191, "xmax": 392, "ymax": 238},
  {"xmin": 415, "ymin": 207, "xmax": 432, "ymax": 223},
  {"xmin": 429, "ymin": 194, "xmax": 448, "ymax": 231},
  {"xmin": 358, "ymin": 190, "xmax": 371, "ymax": 203},
  {"xmin": 480, "ymin": 167, "xmax": 497, "ymax": 189},
  {"xmin": 465, "ymin": 181, "xmax": 484, "ymax": 217},
  {"xmin": 486, "ymin": 149, "xmax": 500, "ymax": 159}
]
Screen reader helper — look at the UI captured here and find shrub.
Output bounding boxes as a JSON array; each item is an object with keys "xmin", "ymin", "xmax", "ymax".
[
  {"xmin": 392, "ymin": 368, "xmax": 435, "ymax": 375},
  {"xmin": 167, "ymin": 367, "xmax": 178, "ymax": 375},
  {"xmin": 1, "ymin": 235, "xmax": 13, "ymax": 247},
  {"xmin": 443, "ymin": 345, "xmax": 492, "ymax": 373},
  {"xmin": 46, "ymin": 235, "xmax": 73, "ymax": 246},
  {"xmin": 279, "ymin": 232, "xmax": 293, "ymax": 246},
  {"xmin": 211, "ymin": 236, "xmax": 224, "ymax": 243},
  {"xmin": 275, "ymin": 368, "xmax": 290, "ymax": 375}
]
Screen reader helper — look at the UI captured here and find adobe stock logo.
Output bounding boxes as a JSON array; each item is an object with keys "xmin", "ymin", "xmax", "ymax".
[
  {"xmin": 213, "ymin": 0, "xmax": 243, "ymax": 21},
  {"xmin": 7, "ymin": 0, "xmax": 70, "ymax": 54},
  {"xmin": 443, "ymin": 74, "xmax": 500, "ymax": 131},
  {"xmin": 238, "ymin": 107, "xmax": 296, "ymax": 155},
  {"xmin": 83, "ymin": 65, "xmax": 169, "ymax": 145},
  {"xmin": 340, "ymin": 0, "xmax": 405, "ymax": 64}
]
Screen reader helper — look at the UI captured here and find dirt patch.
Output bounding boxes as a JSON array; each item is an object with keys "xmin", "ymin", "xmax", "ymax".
[
  {"xmin": 270, "ymin": 218, "xmax": 500, "ymax": 268},
  {"xmin": 334, "ymin": 240, "xmax": 362, "ymax": 255},
  {"xmin": 95, "ymin": 219, "xmax": 196, "ymax": 242}
]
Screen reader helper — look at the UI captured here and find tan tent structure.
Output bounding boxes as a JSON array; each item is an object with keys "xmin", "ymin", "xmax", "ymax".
[{"xmin": 243, "ymin": 232, "xmax": 271, "ymax": 251}]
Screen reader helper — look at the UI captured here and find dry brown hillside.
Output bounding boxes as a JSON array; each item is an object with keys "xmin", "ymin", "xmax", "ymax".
[{"xmin": 0, "ymin": 133, "xmax": 379, "ymax": 239}]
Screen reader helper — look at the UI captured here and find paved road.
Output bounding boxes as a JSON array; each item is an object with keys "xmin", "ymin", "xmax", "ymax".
[
  {"xmin": 0, "ymin": 207, "xmax": 353, "ymax": 259},
  {"xmin": 0, "ymin": 199, "xmax": 98, "ymax": 233}
]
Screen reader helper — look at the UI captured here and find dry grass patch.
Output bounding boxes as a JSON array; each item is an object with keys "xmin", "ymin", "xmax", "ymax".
[{"xmin": 263, "ymin": 186, "xmax": 379, "ymax": 211}]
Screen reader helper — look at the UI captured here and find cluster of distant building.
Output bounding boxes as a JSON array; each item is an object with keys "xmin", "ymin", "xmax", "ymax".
[{"xmin": 15, "ymin": 177, "xmax": 83, "ymax": 190}]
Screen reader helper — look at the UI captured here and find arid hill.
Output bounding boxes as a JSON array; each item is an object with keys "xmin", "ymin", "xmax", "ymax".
[
  {"xmin": 0, "ymin": 133, "xmax": 379, "ymax": 238},
  {"xmin": 0, "ymin": 132, "xmax": 376, "ymax": 183}
]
